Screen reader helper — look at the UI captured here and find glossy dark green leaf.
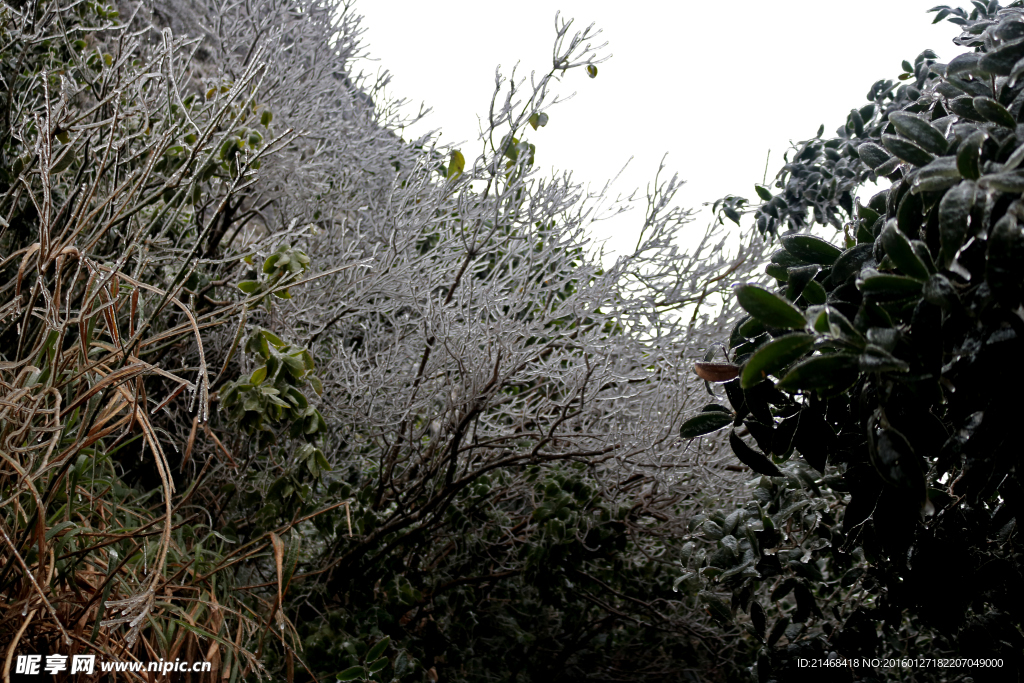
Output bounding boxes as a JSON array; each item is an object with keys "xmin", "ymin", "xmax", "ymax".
[
  {"xmin": 776, "ymin": 354, "xmax": 859, "ymax": 392},
  {"xmin": 832, "ymin": 244, "xmax": 875, "ymax": 283},
  {"xmin": 923, "ymin": 272, "xmax": 960, "ymax": 310},
  {"xmin": 765, "ymin": 263, "xmax": 789, "ymax": 281},
  {"xmin": 881, "ymin": 134, "xmax": 934, "ymax": 167},
  {"xmin": 911, "ymin": 239, "xmax": 936, "ymax": 274},
  {"xmin": 680, "ymin": 412, "xmax": 733, "ymax": 438},
  {"xmin": 741, "ymin": 334, "xmax": 815, "ymax": 389},
  {"xmin": 729, "ymin": 430, "xmax": 783, "ymax": 477},
  {"xmin": 986, "ymin": 213, "xmax": 1024, "ymax": 306},
  {"xmin": 911, "ymin": 175, "xmax": 961, "ymax": 194},
  {"xmin": 337, "ymin": 666, "xmax": 367, "ymax": 681},
  {"xmin": 780, "ymin": 234, "xmax": 843, "ymax": 265},
  {"xmin": 586, "ymin": 64, "xmax": 598, "ymax": 78},
  {"xmin": 802, "ymin": 280, "xmax": 827, "ymax": 304},
  {"xmin": 867, "ymin": 413, "xmax": 924, "ymax": 495},
  {"xmin": 946, "ymin": 51, "xmax": 983, "ymax": 76},
  {"xmin": 1010, "ymin": 55, "xmax": 1024, "ymax": 86},
  {"xmin": 980, "ymin": 171, "xmax": 1024, "ymax": 192},
  {"xmin": 785, "ymin": 264, "xmax": 819, "ymax": 301},
  {"xmin": 973, "ymin": 96, "xmax": 1017, "ymax": 128},
  {"xmin": 978, "ymin": 38, "xmax": 1024, "ymax": 76},
  {"xmin": 999, "ymin": 139, "xmax": 1024, "ymax": 172},
  {"xmin": 896, "ymin": 189, "xmax": 923, "ymax": 237},
  {"xmin": 938, "ymin": 180, "xmax": 977, "ymax": 266},
  {"xmin": 859, "ymin": 344, "xmax": 910, "ymax": 373},
  {"xmin": 888, "ymin": 113, "xmax": 948, "ymax": 155},
  {"xmin": 750, "ymin": 601, "xmax": 766, "ymax": 641},
  {"xmin": 849, "ymin": 108, "xmax": 865, "ymax": 136},
  {"xmin": 754, "ymin": 184, "xmax": 772, "ymax": 201},
  {"xmin": 874, "ymin": 155, "xmax": 904, "ymax": 176},
  {"xmin": 772, "ymin": 411, "xmax": 801, "ymax": 456},
  {"xmin": 857, "ymin": 201, "xmax": 880, "ymax": 225},
  {"xmin": 366, "ymin": 636, "xmax": 390, "ymax": 663},
  {"xmin": 698, "ymin": 591, "xmax": 733, "ymax": 625},
  {"xmin": 948, "ymin": 95, "xmax": 984, "ymax": 121},
  {"xmin": 917, "ymin": 155, "xmax": 960, "ymax": 180},
  {"xmin": 767, "ymin": 617, "xmax": 790, "ymax": 647},
  {"xmin": 881, "ymin": 220, "xmax": 930, "ymax": 280},
  {"xmin": 792, "ymin": 583, "xmax": 820, "ymax": 623},
  {"xmin": 857, "ymin": 270, "xmax": 924, "ymax": 299},
  {"xmin": 857, "ymin": 142, "xmax": 892, "ymax": 169},
  {"xmin": 735, "ymin": 284, "xmax": 807, "ymax": 329},
  {"xmin": 739, "ymin": 316, "xmax": 768, "ymax": 339}
]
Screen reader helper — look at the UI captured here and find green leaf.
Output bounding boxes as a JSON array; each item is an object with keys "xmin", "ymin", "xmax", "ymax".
[
  {"xmin": 765, "ymin": 263, "xmax": 789, "ymax": 281},
  {"xmin": 980, "ymin": 171, "xmax": 1024, "ymax": 192},
  {"xmin": 367, "ymin": 657, "xmax": 388, "ymax": 674},
  {"xmin": 586, "ymin": 64, "xmax": 598, "ymax": 78},
  {"xmin": 780, "ymin": 234, "xmax": 843, "ymax": 265},
  {"xmin": 948, "ymin": 95, "xmax": 984, "ymax": 122},
  {"xmin": 220, "ymin": 137, "xmax": 239, "ymax": 160},
  {"xmin": 680, "ymin": 412, "xmax": 733, "ymax": 438},
  {"xmin": 250, "ymin": 366, "xmax": 267, "ymax": 385},
  {"xmin": 754, "ymin": 184, "xmax": 772, "ymax": 201},
  {"xmin": 366, "ymin": 637, "xmax": 390, "ymax": 663},
  {"xmin": 888, "ymin": 113, "xmax": 948, "ymax": 155},
  {"xmin": 902, "ymin": 59, "xmax": 914, "ymax": 73},
  {"xmin": 776, "ymin": 354, "xmax": 859, "ymax": 392},
  {"xmin": 832, "ymin": 244, "xmax": 874, "ymax": 284},
  {"xmin": 986, "ymin": 213, "xmax": 1024, "ymax": 306},
  {"xmin": 880, "ymin": 220, "xmax": 930, "ymax": 280},
  {"xmin": 973, "ymin": 96, "xmax": 1017, "ymax": 127},
  {"xmin": 767, "ymin": 617, "xmax": 790, "ymax": 647},
  {"xmin": 447, "ymin": 150, "xmax": 465, "ymax": 180},
  {"xmin": 336, "ymin": 665, "xmax": 366, "ymax": 681},
  {"xmin": 946, "ymin": 51, "xmax": 983, "ymax": 76},
  {"xmin": 238, "ymin": 280, "xmax": 260, "ymax": 294},
  {"xmin": 938, "ymin": 180, "xmax": 977, "ymax": 266},
  {"xmin": 923, "ymin": 272, "xmax": 961, "ymax": 309},
  {"xmin": 857, "ymin": 142, "xmax": 892, "ymax": 169},
  {"xmin": 729, "ymin": 430, "xmax": 783, "ymax": 477},
  {"xmin": 528, "ymin": 112, "xmax": 549, "ymax": 130},
  {"xmin": 735, "ymin": 284, "xmax": 806, "ymax": 329},
  {"xmin": 698, "ymin": 591, "xmax": 733, "ymax": 625},
  {"xmin": 51, "ymin": 147, "xmax": 75, "ymax": 173},
  {"xmin": 739, "ymin": 316, "xmax": 767, "ymax": 339},
  {"xmin": 741, "ymin": 334, "xmax": 815, "ymax": 389},
  {"xmin": 978, "ymin": 39, "xmax": 1024, "ymax": 76},
  {"xmin": 261, "ymin": 110, "xmax": 273, "ymax": 126},
  {"xmin": 881, "ymin": 134, "xmax": 934, "ymax": 167},
  {"xmin": 859, "ymin": 344, "xmax": 910, "ymax": 373},
  {"xmin": 801, "ymin": 280, "xmax": 827, "ymax": 305},
  {"xmin": 750, "ymin": 601, "xmax": 767, "ymax": 641},
  {"xmin": 785, "ymin": 265, "xmax": 819, "ymax": 301},
  {"xmin": 856, "ymin": 270, "xmax": 924, "ymax": 300}
]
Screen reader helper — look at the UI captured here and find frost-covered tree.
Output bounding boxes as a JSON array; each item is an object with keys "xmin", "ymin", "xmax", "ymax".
[{"xmin": 0, "ymin": 0, "xmax": 768, "ymax": 678}]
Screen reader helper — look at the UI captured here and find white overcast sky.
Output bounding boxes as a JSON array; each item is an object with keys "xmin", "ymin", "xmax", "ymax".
[{"xmin": 350, "ymin": 1, "xmax": 969, "ymax": 262}]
